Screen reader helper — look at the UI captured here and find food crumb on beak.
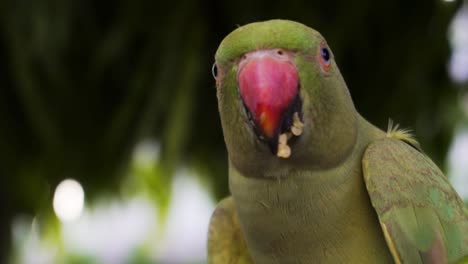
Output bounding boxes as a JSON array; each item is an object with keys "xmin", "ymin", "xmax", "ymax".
[
  {"xmin": 277, "ymin": 138, "xmax": 291, "ymax": 158},
  {"xmin": 279, "ymin": 133, "xmax": 288, "ymax": 145},
  {"xmin": 291, "ymin": 112, "xmax": 304, "ymax": 136},
  {"xmin": 276, "ymin": 112, "xmax": 303, "ymax": 159}
]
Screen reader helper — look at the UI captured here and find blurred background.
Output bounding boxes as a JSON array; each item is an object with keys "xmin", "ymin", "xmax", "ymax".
[{"xmin": 1, "ymin": 0, "xmax": 468, "ymax": 263}]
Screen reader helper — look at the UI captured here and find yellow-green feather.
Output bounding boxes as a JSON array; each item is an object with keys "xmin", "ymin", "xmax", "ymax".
[{"xmin": 386, "ymin": 119, "xmax": 421, "ymax": 151}]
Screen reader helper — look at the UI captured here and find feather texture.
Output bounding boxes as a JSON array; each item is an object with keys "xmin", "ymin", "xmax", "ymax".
[{"xmin": 386, "ymin": 119, "xmax": 421, "ymax": 152}]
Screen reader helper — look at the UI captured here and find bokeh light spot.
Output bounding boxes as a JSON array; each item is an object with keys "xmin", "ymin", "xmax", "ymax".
[
  {"xmin": 448, "ymin": 129, "xmax": 468, "ymax": 200},
  {"xmin": 449, "ymin": 3, "xmax": 468, "ymax": 83},
  {"xmin": 53, "ymin": 179, "xmax": 85, "ymax": 222},
  {"xmin": 133, "ymin": 139, "xmax": 160, "ymax": 168}
]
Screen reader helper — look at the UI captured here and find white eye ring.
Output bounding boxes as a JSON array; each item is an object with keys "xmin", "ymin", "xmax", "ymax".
[{"xmin": 212, "ymin": 63, "xmax": 218, "ymax": 80}]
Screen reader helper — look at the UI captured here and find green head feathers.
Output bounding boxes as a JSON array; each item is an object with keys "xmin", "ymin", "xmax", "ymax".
[
  {"xmin": 214, "ymin": 19, "xmax": 359, "ymax": 178},
  {"xmin": 215, "ymin": 20, "xmax": 321, "ymax": 66}
]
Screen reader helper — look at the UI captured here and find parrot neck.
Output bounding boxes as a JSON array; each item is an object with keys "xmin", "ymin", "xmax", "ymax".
[{"xmin": 229, "ymin": 116, "xmax": 393, "ymax": 263}]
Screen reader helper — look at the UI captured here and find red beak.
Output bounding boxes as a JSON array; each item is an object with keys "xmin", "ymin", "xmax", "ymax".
[{"xmin": 238, "ymin": 50, "xmax": 299, "ymax": 139}]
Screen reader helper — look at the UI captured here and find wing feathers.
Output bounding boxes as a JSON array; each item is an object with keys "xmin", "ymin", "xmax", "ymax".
[{"xmin": 363, "ymin": 138, "xmax": 468, "ymax": 263}]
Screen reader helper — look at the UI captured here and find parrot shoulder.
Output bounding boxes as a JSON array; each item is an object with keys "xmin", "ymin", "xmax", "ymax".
[
  {"xmin": 362, "ymin": 137, "xmax": 468, "ymax": 263},
  {"xmin": 207, "ymin": 196, "xmax": 254, "ymax": 264}
]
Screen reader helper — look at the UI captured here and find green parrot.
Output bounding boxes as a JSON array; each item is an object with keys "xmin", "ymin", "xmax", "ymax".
[{"xmin": 208, "ymin": 19, "xmax": 468, "ymax": 263}]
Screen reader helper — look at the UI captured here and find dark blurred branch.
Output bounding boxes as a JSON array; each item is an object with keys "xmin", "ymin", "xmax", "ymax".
[{"xmin": 5, "ymin": 24, "xmax": 62, "ymax": 152}]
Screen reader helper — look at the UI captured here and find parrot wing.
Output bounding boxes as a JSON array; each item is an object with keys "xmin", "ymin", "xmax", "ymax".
[
  {"xmin": 207, "ymin": 196, "xmax": 254, "ymax": 264},
  {"xmin": 362, "ymin": 137, "xmax": 468, "ymax": 264}
]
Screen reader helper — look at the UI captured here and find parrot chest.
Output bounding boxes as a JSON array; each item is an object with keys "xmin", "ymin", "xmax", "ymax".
[{"xmin": 229, "ymin": 166, "xmax": 393, "ymax": 263}]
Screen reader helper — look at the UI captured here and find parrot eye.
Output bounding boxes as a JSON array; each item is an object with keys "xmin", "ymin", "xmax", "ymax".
[
  {"xmin": 321, "ymin": 47, "xmax": 330, "ymax": 62},
  {"xmin": 318, "ymin": 42, "xmax": 332, "ymax": 72},
  {"xmin": 212, "ymin": 63, "xmax": 218, "ymax": 80}
]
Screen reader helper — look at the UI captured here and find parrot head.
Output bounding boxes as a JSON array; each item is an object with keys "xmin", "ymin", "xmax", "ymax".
[{"xmin": 214, "ymin": 20, "xmax": 359, "ymax": 177}]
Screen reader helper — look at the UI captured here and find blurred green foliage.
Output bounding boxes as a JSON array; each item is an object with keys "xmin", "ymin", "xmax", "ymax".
[{"xmin": 0, "ymin": 0, "xmax": 464, "ymax": 261}]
